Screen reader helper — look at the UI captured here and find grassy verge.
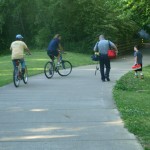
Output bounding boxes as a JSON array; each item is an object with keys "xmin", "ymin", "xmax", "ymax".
[
  {"xmin": 113, "ymin": 65, "xmax": 150, "ymax": 150},
  {"xmin": 0, "ymin": 50, "xmax": 95, "ymax": 87}
]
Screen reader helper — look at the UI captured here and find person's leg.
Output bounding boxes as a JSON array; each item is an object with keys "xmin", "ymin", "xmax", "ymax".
[
  {"xmin": 134, "ymin": 64, "xmax": 142, "ymax": 78},
  {"xmin": 139, "ymin": 64, "xmax": 144, "ymax": 79},
  {"xmin": 51, "ymin": 50, "xmax": 60, "ymax": 66},
  {"xmin": 105, "ymin": 57, "xmax": 111, "ymax": 81},
  {"xmin": 47, "ymin": 51, "xmax": 55, "ymax": 61},
  {"xmin": 20, "ymin": 59, "xmax": 26, "ymax": 75},
  {"xmin": 134, "ymin": 70, "xmax": 138, "ymax": 78},
  {"xmin": 57, "ymin": 53, "xmax": 60, "ymax": 65},
  {"xmin": 99, "ymin": 56, "xmax": 105, "ymax": 81},
  {"xmin": 12, "ymin": 60, "xmax": 17, "ymax": 71}
]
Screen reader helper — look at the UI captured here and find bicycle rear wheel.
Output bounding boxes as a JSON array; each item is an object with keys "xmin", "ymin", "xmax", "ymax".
[
  {"xmin": 58, "ymin": 60, "xmax": 72, "ymax": 76},
  {"xmin": 44, "ymin": 61, "xmax": 54, "ymax": 78},
  {"xmin": 95, "ymin": 65, "xmax": 99, "ymax": 76},
  {"xmin": 23, "ymin": 66, "xmax": 28, "ymax": 84},
  {"xmin": 13, "ymin": 69, "xmax": 20, "ymax": 87}
]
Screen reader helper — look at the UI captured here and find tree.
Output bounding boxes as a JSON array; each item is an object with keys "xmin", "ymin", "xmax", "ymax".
[{"xmin": 0, "ymin": 0, "xmax": 148, "ymax": 54}]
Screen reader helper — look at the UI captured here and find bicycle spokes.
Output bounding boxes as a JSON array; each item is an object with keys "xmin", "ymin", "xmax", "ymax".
[
  {"xmin": 13, "ymin": 69, "xmax": 20, "ymax": 87},
  {"xmin": 23, "ymin": 66, "xmax": 28, "ymax": 84},
  {"xmin": 57, "ymin": 60, "xmax": 72, "ymax": 76}
]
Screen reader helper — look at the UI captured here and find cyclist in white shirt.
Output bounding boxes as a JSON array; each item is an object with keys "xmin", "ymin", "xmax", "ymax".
[{"xmin": 10, "ymin": 34, "xmax": 31, "ymax": 74}]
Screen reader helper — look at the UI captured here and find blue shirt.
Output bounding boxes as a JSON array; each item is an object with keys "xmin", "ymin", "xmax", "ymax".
[
  {"xmin": 47, "ymin": 38, "xmax": 60, "ymax": 51},
  {"xmin": 94, "ymin": 39, "xmax": 115, "ymax": 55},
  {"xmin": 134, "ymin": 51, "xmax": 143, "ymax": 64}
]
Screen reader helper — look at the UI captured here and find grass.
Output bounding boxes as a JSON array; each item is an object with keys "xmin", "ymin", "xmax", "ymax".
[
  {"xmin": 113, "ymin": 65, "xmax": 150, "ymax": 150},
  {"xmin": 0, "ymin": 50, "xmax": 95, "ymax": 87}
]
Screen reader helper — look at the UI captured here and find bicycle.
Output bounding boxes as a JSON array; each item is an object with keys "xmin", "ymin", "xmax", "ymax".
[
  {"xmin": 91, "ymin": 52, "xmax": 100, "ymax": 76},
  {"xmin": 13, "ymin": 59, "xmax": 28, "ymax": 87},
  {"xmin": 95, "ymin": 61, "xmax": 100, "ymax": 76},
  {"xmin": 44, "ymin": 52, "xmax": 72, "ymax": 78}
]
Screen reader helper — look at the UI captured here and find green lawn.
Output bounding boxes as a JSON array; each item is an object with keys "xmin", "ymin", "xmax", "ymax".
[
  {"xmin": 0, "ymin": 50, "xmax": 95, "ymax": 87},
  {"xmin": 113, "ymin": 66, "xmax": 150, "ymax": 150}
]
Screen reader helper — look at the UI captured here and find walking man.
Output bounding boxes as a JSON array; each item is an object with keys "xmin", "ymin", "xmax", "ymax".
[{"xmin": 94, "ymin": 35, "xmax": 118, "ymax": 82}]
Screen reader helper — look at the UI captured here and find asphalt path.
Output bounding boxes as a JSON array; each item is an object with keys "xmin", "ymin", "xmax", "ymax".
[{"xmin": 0, "ymin": 48, "xmax": 149, "ymax": 150}]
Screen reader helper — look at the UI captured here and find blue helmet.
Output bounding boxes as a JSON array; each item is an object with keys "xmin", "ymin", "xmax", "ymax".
[{"xmin": 16, "ymin": 34, "xmax": 23, "ymax": 39}]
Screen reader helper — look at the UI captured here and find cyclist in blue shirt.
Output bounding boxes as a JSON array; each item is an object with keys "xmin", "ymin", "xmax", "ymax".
[{"xmin": 47, "ymin": 34, "xmax": 63, "ymax": 65}]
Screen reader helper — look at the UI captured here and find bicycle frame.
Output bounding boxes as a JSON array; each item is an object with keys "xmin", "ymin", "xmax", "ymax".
[
  {"xmin": 15, "ymin": 60, "xmax": 22, "ymax": 79},
  {"xmin": 95, "ymin": 61, "xmax": 100, "ymax": 76},
  {"xmin": 13, "ymin": 59, "xmax": 28, "ymax": 87}
]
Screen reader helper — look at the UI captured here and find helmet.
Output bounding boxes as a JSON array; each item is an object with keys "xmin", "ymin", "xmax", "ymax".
[{"xmin": 16, "ymin": 34, "xmax": 23, "ymax": 39}]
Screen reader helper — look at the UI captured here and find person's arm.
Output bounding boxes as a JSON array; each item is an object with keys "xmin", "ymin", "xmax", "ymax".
[
  {"xmin": 93, "ymin": 42, "xmax": 98, "ymax": 52},
  {"xmin": 58, "ymin": 43, "xmax": 63, "ymax": 51},
  {"xmin": 25, "ymin": 47, "xmax": 31, "ymax": 55},
  {"xmin": 134, "ymin": 52, "xmax": 138, "ymax": 64},
  {"xmin": 110, "ymin": 42, "xmax": 118, "ymax": 54},
  {"xmin": 24, "ymin": 42, "xmax": 31, "ymax": 55},
  {"xmin": 135, "ymin": 56, "xmax": 138, "ymax": 64},
  {"xmin": 10, "ymin": 44, "xmax": 12, "ymax": 51}
]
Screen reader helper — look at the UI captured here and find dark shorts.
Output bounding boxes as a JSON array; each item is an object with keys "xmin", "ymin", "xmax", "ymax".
[
  {"xmin": 135, "ymin": 64, "xmax": 142, "ymax": 71},
  {"xmin": 47, "ymin": 50, "xmax": 59, "ymax": 57}
]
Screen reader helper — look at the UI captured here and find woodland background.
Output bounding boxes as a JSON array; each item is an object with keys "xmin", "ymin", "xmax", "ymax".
[{"xmin": 0, "ymin": 0, "xmax": 150, "ymax": 54}]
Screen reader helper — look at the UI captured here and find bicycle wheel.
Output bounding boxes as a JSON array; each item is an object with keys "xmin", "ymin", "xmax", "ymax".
[
  {"xmin": 23, "ymin": 66, "xmax": 28, "ymax": 84},
  {"xmin": 13, "ymin": 69, "xmax": 20, "ymax": 87},
  {"xmin": 95, "ymin": 65, "xmax": 99, "ymax": 76},
  {"xmin": 58, "ymin": 60, "xmax": 72, "ymax": 76},
  {"xmin": 44, "ymin": 61, "xmax": 54, "ymax": 79}
]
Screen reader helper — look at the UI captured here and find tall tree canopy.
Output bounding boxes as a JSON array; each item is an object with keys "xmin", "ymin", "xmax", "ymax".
[{"xmin": 0, "ymin": 0, "xmax": 149, "ymax": 54}]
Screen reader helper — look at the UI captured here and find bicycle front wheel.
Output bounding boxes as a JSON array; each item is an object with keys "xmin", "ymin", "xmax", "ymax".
[
  {"xmin": 58, "ymin": 60, "xmax": 72, "ymax": 76},
  {"xmin": 13, "ymin": 69, "xmax": 20, "ymax": 87},
  {"xmin": 95, "ymin": 65, "xmax": 99, "ymax": 76},
  {"xmin": 23, "ymin": 66, "xmax": 28, "ymax": 84},
  {"xmin": 44, "ymin": 61, "xmax": 54, "ymax": 79}
]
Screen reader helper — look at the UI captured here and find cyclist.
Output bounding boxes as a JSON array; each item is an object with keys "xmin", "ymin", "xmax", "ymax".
[
  {"xmin": 10, "ymin": 34, "xmax": 31, "ymax": 75},
  {"xmin": 47, "ymin": 34, "xmax": 63, "ymax": 66}
]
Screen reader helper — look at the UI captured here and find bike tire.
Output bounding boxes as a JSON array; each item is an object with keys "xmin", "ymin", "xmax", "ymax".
[
  {"xmin": 95, "ymin": 69, "xmax": 97, "ymax": 76},
  {"xmin": 44, "ymin": 61, "xmax": 54, "ymax": 79},
  {"xmin": 13, "ymin": 69, "xmax": 20, "ymax": 87},
  {"xmin": 58, "ymin": 60, "xmax": 72, "ymax": 76},
  {"xmin": 95, "ymin": 66, "xmax": 99, "ymax": 76},
  {"xmin": 23, "ymin": 66, "xmax": 28, "ymax": 84}
]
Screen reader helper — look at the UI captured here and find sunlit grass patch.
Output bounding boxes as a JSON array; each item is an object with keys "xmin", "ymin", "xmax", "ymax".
[{"xmin": 0, "ymin": 50, "xmax": 92, "ymax": 87}]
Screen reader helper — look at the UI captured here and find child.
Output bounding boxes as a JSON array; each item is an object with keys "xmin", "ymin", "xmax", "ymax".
[{"xmin": 133, "ymin": 45, "xmax": 144, "ymax": 79}]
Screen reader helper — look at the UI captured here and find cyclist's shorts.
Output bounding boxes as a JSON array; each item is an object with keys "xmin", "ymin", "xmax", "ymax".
[{"xmin": 47, "ymin": 50, "xmax": 59, "ymax": 57}]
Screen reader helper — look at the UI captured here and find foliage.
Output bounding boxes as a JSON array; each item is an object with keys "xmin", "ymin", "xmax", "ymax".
[
  {"xmin": 113, "ymin": 65, "xmax": 150, "ymax": 150},
  {"xmin": 0, "ymin": 0, "xmax": 149, "ymax": 55},
  {"xmin": 115, "ymin": 0, "xmax": 150, "ymax": 35}
]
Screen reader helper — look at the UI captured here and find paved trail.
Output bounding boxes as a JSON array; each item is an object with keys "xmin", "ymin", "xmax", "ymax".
[{"xmin": 0, "ymin": 48, "xmax": 149, "ymax": 150}]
